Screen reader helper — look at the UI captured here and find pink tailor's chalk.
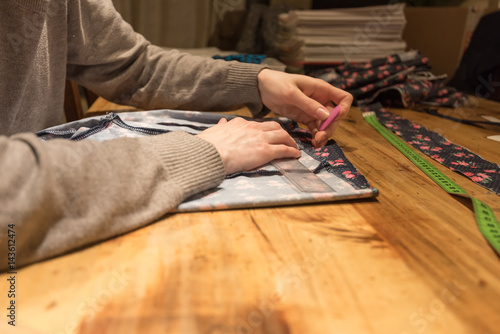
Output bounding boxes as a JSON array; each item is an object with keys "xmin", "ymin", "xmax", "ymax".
[{"xmin": 319, "ymin": 105, "xmax": 341, "ymax": 131}]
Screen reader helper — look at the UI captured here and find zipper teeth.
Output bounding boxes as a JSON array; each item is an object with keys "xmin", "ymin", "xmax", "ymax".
[
  {"xmin": 226, "ymin": 170, "xmax": 281, "ymax": 179},
  {"xmin": 38, "ymin": 129, "xmax": 77, "ymax": 135},
  {"xmin": 156, "ymin": 122, "xmax": 210, "ymax": 132},
  {"xmin": 113, "ymin": 116, "xmax": 170, "ymax": 135},
  {"xmin": 71, "ymin": 113, "xmax": 117, "ymax": 141},
  {"xmin": 37, "ymin": 114, "xmax": 117, "ymax": 141},
  {"xmin": 71, "ymin": 126, "xmax": 107, "ymax": 141},
  {"xmin": 37, "ymin": 129, "xmax": 77, "ymax": 140},
  {"xmin": 72, "ymin": 115, "xmax": 116, "ymax": 141}
]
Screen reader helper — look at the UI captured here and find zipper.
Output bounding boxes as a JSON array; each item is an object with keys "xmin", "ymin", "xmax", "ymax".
[
  {"xmin": 111, "ymin": 114, "xmax": 170, "ymax": 136},
  {"xmin": 70, "ymin": 114, "xmax": 116, "ymax": 141}
]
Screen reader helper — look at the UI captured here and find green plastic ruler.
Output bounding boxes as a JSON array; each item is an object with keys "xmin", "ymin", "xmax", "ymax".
[{"xmin": 363, "ymin": 112, "xmax": 500, "ymax": 255}]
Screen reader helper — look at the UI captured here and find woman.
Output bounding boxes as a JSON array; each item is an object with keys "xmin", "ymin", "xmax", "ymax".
[{"xmin": 0, "ymin": 0, "xmax": 352, "ymax": 270}]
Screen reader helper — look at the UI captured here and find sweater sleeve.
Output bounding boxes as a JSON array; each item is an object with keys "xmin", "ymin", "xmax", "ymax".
[
  {"xmin": 0, "ymin": 132, "xmax": 225, "ymax": 271},
  {"xmin": 66, "ymin": 0, "xmax": 267, "ymax": 115}
]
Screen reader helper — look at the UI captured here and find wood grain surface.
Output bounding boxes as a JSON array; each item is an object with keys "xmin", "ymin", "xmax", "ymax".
[{"xmin": 1, "ymin": 96, "xmax": 499, "ymax": 334}]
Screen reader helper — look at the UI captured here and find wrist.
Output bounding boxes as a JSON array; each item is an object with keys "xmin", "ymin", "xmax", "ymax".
[{"xmin": 257, "ymin": 68, "xmax": 273, "ymax": 89}]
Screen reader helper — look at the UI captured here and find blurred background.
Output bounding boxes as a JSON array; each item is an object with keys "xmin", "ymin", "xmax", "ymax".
[
  {"xmin": 107, "ymin": 0, "xmax": 500, "ymax": 102},
  {"xmin": 111, "ymin": 0, "xmax": 495, "ymax": 48}
]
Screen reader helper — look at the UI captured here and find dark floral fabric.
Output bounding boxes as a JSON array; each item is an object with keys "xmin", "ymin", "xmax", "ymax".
[
  {"xmin": 362, "ymin": 103, "xmax": 500, "ymax": 195},
  {"xmin": 282, "ymin": 123, "xmax": 371, "ymax": 190},
  {"xmin": 309, "ymin": 51, "xmax": 468, "ymax": 109}
]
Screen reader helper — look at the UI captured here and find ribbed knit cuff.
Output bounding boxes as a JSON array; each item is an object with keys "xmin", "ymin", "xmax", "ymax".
[
  {"xmin": 143, "ymin": 131, "xmax": 226, "ymax": 200},
  {"xmin": 226, "ymin": 62, "xmax": 270, "ymax": 116}
]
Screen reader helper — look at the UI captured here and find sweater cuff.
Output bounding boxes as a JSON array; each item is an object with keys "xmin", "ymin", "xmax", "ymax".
[
  {"xmin": 225, "ymin": 62, "xmax": 270, "ymax": 117},
  {"xmin": 143, "ymin": 132, "xmax": 226, "ymax": 200}
]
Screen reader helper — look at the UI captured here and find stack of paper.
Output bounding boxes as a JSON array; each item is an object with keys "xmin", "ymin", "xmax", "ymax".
[{"xmin": 275, "ymin": 5, "xmax": 407, "ymax": 64}]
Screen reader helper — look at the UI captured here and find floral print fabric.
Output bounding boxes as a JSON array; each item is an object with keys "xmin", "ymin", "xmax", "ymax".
[
  {"xmin": 282, "ymin": 124, "xmax": 371, "ymax": 190},
  {"xmin": 362, "ymin": 103, "xmax": 500, "ymax": 195},
  {"xmin": 309, "ymin": 51, "xmax": 468, "ymax": 109}
]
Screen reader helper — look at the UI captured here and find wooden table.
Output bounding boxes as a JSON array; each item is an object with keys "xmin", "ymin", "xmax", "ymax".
[{"xmin": 2, "ymin": 97, "xmax": 500, "ymax": 334}]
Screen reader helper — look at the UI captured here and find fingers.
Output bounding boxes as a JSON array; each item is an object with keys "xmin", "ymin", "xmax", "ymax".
[
  {"xmin": 242, "ymin": 120, "xmax": 299, "ymax": 150},
  {"xmin": 257, "ymin": 70, "xmax": 352, "ymax": 138},
  {"xmin": 293, "ymin": 76, "xmax": 352, "ymax": 120},
  {"xmin": 278, "ymin": 77, "xmax": 352, "ymax": 133},
  {"xmin": 312, "ymin": 130, "xmax": 330, "ymax": 148},
  {"xmin": 299, "ymin": 83, "xmax": 352, "ymax": 147},
  {"xmin": 199, "ymin": 117, "xmax": 302, "ymax": 174},
  {"xmin": 265, "ymin": 129, "xmax": 299, "ymax": 150},
  {"xmin": 285, "ymin": 84, "xmax": 330, "ymax": 121},
  {"xmin": 258, "ymin": 120, "xmax": 284, "ymax": 131},
  {"xmin": 313, "ymin": 118, "xmax": 341, "ymax": 148},
  {"xmin": 254, "ymin": 120, "xmax": 299, "ymax": 149},
  {"xmin": 311, "ymin": 104, "xmax": 342, "ymax": 147},
  {"xmin": 268, "ymin": 144, "xmax": 302, "ymax": 160},
  {"xmin": 326, "ymin": 84, "xmax": 354, "ymax": 112}
]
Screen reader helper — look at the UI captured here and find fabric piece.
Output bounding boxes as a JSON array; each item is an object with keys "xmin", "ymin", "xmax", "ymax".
[
  {"xmin": 213, "ymin": 54, "xmax": 267, "ymax": 64},
  {"xmin": 280, "ymin": 125, "xmax": 371, "ymax": 190},
  {"xmin": 362, "ymin": 103, "xmax": 500, "ymax": 195},
  {"xmin": 39, "ymin": 110, "xmax": 378, "ymax": 211},
  {"xmin": 309, "ymin": 51, "xmax": 468, "ymax": 109}
]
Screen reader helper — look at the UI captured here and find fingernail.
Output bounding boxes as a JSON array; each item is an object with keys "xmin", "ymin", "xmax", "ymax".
[
  {"xmin": 319, "ymin": 105, "xmax": 341, "ymax": 131},
  {"xmin": 317, "ymin": 108, "xmax": 329, "ymax": 120}
]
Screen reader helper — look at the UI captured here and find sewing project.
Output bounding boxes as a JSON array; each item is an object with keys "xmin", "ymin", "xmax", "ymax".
[
  {"xmin": 362, "ymin": 103, "xmax": 500, "ymax": 195},
  {"xmin": 38, "ymin": 110, "xmax": 378, "ymax": 211}
]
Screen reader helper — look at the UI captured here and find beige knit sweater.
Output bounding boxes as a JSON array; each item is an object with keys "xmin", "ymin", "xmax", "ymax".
[{"xmin": 0, "ymin": 0, "xmax": 265, "ymax": 271}]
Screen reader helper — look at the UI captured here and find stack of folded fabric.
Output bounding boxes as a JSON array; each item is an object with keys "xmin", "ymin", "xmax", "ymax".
[
  {"xmin": 275, "ymin": 5, "xmax": 407, "ymax": 65},
  {"xmin": 308, "ymin": 50, "xmax": 469, "ymax": 108}
]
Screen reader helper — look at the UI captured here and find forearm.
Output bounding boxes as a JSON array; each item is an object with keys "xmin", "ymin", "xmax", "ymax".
[
  {"xmin": 66, "ymin": 0, "xmax": 266, "ymax": 114},
  {"xmin": 98, "ymin": 47, "xmax": 266, "ymax": 113},
  {"xmin": 0, "ymin": 132, "xmax": 225, "ymax": 270}
]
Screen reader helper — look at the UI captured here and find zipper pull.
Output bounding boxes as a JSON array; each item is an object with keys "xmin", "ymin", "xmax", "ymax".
[{"xmin": 103, "ymin": 112, "xmax": 117, "ymax": 121}]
